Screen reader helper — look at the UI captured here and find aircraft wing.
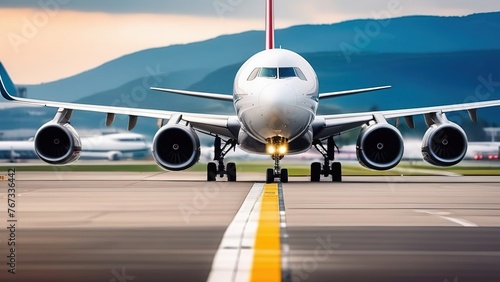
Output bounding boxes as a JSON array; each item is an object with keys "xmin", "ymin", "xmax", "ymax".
[
  {"xmin": 315, "ymin": 100, "xmax": 500, "ymax": 140},
  {"xmin": 150, "ymin": 87, "xmax": 234, "ymax": 101},
  {"xmin": 0, "ymin": 63, "xmax": 238, "ymax": 139},
  {"xmin": 319, "ymin": 85, "xmax": 391, "ymax": 99}
]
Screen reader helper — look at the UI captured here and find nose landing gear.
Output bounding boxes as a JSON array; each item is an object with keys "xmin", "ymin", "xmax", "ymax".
[{"xmin": 265, "ymin": 136, "xmax": 289, "ymax": 183}]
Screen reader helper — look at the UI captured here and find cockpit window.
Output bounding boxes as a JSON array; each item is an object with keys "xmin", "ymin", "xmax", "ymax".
[
  {"xmin": 247, "ymin": 67, "xmax": 307, "ymax": 80},
  {"xmin": 279, "ymin": 67, "xmax": 296, "ymax": 79},
  {"xmin": 247, "ymin": 68, "xmax": 260, "ymax": 81},
  {"xmin": 259, "ymin": 67, "xmax": 278, "ymax": 78},
  {"xmin": 294, "ymin": 67, "xmax": 307, "ymax": 81}
]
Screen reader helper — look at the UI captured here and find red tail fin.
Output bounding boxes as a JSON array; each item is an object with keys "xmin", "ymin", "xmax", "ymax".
[{"xmin": 266, "ymin": 0, "xmax": 275, "ymax": 49}]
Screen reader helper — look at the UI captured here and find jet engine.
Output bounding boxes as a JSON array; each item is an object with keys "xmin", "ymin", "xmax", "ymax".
[
  {"xmin": 152, "ymin": 124, "xmax": 201, "ymax": 171},
  {"xmin": 422, "ymin": 122, "xmax": 468, "ymax": 166},
  {"xmin": 34, "ymin": 123, "xmax": 82, "ymax": 165},
  {"xmin": 356, "ymin": 122, "xmax": 404, "ymax": 170}
]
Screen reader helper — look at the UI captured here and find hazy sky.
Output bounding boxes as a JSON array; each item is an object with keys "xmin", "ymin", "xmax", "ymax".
[{"xmin": 1, "ymin": 0, "xmax": 499, "ymax": 84}]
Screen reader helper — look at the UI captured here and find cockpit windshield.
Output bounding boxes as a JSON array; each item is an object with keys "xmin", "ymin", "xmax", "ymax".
[
  {"xmin": 279, "ymin": 67, "xmax": 296, "ymax": 78},
  {"xmin": 247, "ymin": 67, "xmax": 307, "ymax": 81},
  {"xmin": 260, "ymin": 68, "xmax": 278, "ymax": 78}
]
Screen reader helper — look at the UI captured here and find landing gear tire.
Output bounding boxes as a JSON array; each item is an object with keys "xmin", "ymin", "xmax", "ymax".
[
  {"xmin": 210, "ymin": 136, "xmax": 238, "ymax": 182},
  {"xmin": 332, "ymin": 162, "xmax": 342, "ymax": 182},
  {"xmin": 207, "ymin": 162, "xmax": 217, "ymax": 182},
  {"xmin": 311, "ymin": 162, "xmax": 321, "ymax": 182},
  {"xmin": 280, "ymin": 168, "xmax": 289, "ymax": 183},
  {"xmin": 266, "ymin": 168, "xmax": 274, "ymax": 184},
  {"xmin": 312, "ymin": 136, "xmax": 344, "ymax": 183},
  {"xmin": 227, "ymin": 162, "xmax": 237, "ymax": 182}
]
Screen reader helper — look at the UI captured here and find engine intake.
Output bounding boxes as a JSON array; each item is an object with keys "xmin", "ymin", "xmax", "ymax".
[
  {"xmin": 356, "ymin": 123, "xmax": 404, "ymax": 170},
  {"xmin": 422, "ymin": 122, "xmax": 468, "ymax": 166},
  {"xmin": 152, "ymin": 124, "xmax": 200, "ymax": 171},
  {"xmin": 34, "ymin": 123, "xmax": 82, "ymax": 165}
]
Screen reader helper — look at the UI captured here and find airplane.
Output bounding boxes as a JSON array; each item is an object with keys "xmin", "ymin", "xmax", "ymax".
[
  {"xmin": 78, "ymin": 132, "xmax": 151, "ymax": 161},
  {"xmin": 0, "ymin": 140, "xmax": 33, "ymax": 162},
  {"xmin": 2, "ymin": 0, "xmax": 500, "ymax": 183},
  {"xmin": 0, "ymin": 132, "xmax": 151, "ymax": 162}
]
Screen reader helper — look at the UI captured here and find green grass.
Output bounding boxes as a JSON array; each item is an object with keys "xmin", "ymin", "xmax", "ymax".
[{"xmin": 3, "ymin": 162, "xmax": 500, "ymax": 176}]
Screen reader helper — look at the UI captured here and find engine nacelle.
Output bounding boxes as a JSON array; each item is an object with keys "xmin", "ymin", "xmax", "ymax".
[
  {"xmin": 34, "ymin": 123, "xmax": 82, "ymax": 165},
  {"xmin": 152, "ymin": 124, "xmax": 201, "ymax": 171},
  {"xmin": 422, "ymin": 122, "xmax": 468, "ymax": 166},
  {"xmin": 356, "ymin": 123, "xmax": 404, "ymax": 170}
]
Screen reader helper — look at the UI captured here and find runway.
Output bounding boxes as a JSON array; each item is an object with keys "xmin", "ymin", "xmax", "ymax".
[{"xmin": 1, "ymin": 171, "xmax": 499, "ymax": 282}]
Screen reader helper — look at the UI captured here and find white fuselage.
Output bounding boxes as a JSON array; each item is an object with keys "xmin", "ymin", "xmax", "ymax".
[
  {"xmin": 233, "ymin": 49, "xmax": 319, "ymax": 154},
  {"xmin": 81, "ymin": 133, "xmax": 150, "ymax": 160}
]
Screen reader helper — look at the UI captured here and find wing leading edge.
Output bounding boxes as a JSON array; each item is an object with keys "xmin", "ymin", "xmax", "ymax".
[
  {"xmin": 150, "ymin": 87, "xmax": 234, "ymax": 101},
  {"xmin": 319, "ymin": 85, "xmax": 392, "ymax": 99}
]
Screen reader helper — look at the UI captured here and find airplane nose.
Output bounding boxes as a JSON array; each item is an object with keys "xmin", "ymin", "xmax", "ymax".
[
  {"xmin": 259, "ymin": 83, "xmax": 297, "ymax": 133},
  {"xmin": 259, "ymin": 83, "xmax": 296, "ymax": 106}
]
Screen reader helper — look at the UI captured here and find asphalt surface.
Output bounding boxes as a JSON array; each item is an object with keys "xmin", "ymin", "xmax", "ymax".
[
  {"xmin": 0, "ymin": 171, "xmax": 499, "ymax": 282},
  {"xmin": 283, "ymin": 179, "xmax": 500, "ymax": 282}
]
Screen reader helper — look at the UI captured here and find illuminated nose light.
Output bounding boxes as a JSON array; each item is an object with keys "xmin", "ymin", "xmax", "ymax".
[
  {"xmin": 267, "ymin": 144, "xmax": 276, "ymax": 155},
  {"xmin": 266, "ymin": 136, "xmax": 289, "ymax": 156},
  {"xmin": 266, "ymin": 144, "xmax": 288, "ymax": 155},
  {"xmin": 278, "ymin": 144, "xmax": 288, "ymax": 155}
]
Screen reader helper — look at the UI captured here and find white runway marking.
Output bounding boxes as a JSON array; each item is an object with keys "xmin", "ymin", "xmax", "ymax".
[
  {"xmin": 207, "ymin": 183, "xmax": 264, "ymax": 282},
  {"xmin": 415, "ymin": 210, "xmax": 478, "ymax": 227},
  {"xmin": 440, "ymin": 216, "xmax": 478, "ymax": 227}
]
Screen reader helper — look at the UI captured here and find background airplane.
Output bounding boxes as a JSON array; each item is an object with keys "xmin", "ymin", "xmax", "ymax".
[
  {"xmin": 0, "ymin": 132, "xmax": 150, "ymax": 162},
  {"xmin": 467, "ymin": 142, "xmax": 500, "ymax": 160},
  {"xmin": 2, "ymin": 0, "xmax": 500, "ymax": 183}
]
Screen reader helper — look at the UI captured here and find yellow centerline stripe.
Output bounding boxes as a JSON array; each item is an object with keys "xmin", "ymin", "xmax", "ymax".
[{"xmin": 251, "ymin": 183, "xmax": 281, "ymax": 282}]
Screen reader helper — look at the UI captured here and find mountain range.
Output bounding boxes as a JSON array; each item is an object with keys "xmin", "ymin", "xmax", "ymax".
[{"xmin": 2, "ymin": 12, "xmax": 500, "ymax": 142}]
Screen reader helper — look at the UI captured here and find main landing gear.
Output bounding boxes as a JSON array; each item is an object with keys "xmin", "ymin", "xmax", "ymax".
[
  {"xmin": 311, "ymin": 136, "xmax": 342, "ymax": 182},
  {"xmin": 207, "ymin": 136, "xmax": 238, "ymax": 182},
  {"xmin": 266, "ymin": 136, "xmax": 289, "ymax": 184}
]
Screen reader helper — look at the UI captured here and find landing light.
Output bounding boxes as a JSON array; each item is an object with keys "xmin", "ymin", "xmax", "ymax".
[
  {"xmin": 267, "ymin": 144, "xmax": 276, "ymax": 155},
  {"xmin": 266, "ymin": 144, "xmax": 288, "ymax": 155},
  {"xmin": 278, "ymin": 144, "xmax": 288, "ymax": 155}
]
